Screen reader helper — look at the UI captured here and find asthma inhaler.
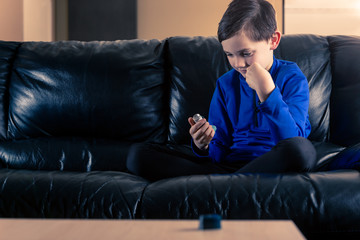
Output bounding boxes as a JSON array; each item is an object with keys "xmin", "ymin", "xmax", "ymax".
[{"xmin": 192, "ymin": 114, "xmax": 217, "ymax": 131}]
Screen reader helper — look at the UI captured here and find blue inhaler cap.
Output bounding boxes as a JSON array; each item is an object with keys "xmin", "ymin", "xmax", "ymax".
[{"xmin": 199, "ymin": 214, "xmax": 222, "ymax": 230}]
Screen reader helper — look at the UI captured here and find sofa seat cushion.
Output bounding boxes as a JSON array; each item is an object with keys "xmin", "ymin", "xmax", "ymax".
[
  {"xmin": 139, "ymin": 170, "xmax": 360, "ymax": 236},
  {"xmin": 0, "ymin": 137, "xmax": 134, "ymax": 172},
  {"xmin": 0, "ymin": 169, "xmax": 148, "ymax": 218}
]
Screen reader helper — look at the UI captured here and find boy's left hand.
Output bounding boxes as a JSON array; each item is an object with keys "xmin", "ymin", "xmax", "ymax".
[{"xmin": 245, "ymin": 62, "xmax": 275, "ymax": 102}]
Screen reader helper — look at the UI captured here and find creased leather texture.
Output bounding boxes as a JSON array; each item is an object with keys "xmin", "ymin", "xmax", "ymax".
[
  {"xmin": 8, "ymin": 40, "xmax": 167, "ymax": 143},
  {"xmin": 0, "ymin": 137, "xmax": 132, "ymax": 171},
  {"xmin": 167, "ymin": 36, "xmax": 231, "ymax": 144},
  {"xmin": 0, "ymin": 169, "xmax": 148, "ymax": 218},
  {"xmin": 328, "ymin": 35, "xmax": 360, "ymax": 146},
  {"xmin": 139, "ymin": 171, "xmax": 360, "ymax": 235}
]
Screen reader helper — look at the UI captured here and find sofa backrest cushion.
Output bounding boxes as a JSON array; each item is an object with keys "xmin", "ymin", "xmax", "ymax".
[
  {"xmin": 274, "ymin": 34, "xmax": 332, "ymax": 142},
  {"xmin": 7, "ymin": 40, "xmax": 168, "ymax": 143},
  {"xmin": 328, "ymin": 35, "xmax": 360, "ymax": 146},
  {"xmin": 166, "ymin": 36, "xmax": 231, "ymax": 145},
  {"xmin": 0, "ymin": 41, "xmax": 21, "ymax": 140}
]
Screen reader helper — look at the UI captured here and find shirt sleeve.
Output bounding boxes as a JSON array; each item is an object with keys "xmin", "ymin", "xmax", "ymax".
[
  {"xmin": 207, "ymin": 80, "xmax": 234, "ymax": 163},
  {"xmin": 257, "ymin": 66, "xmax": 311, "ymax": 143},
  {"xmin": 191, "ymin": 79, "xmax": 232, "ymax": 162}
]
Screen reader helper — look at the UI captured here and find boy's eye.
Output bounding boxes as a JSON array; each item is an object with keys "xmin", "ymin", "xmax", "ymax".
[
  {"xmin": 225, "ymin": 51, "xmax": 253, "ymax": 58},
  {"xmin": 241, "ymin": 52, "xmax": 253, "ymax": 57}
]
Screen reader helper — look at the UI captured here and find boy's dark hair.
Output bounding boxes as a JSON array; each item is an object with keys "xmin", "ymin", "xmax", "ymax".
[{"xmin": 218, "ymin": 0, "xmax": 277, "ymax": 42}]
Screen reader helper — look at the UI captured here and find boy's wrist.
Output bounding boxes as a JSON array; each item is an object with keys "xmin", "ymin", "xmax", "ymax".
[
  {"xmin": 257, "ymin": 84, "xmax": 275, "ymax": 102},
  {"xmin": 193, "ymin": 143, "xmax": 209, "ymax": 156},
  {"xmin": 196, "ymin": 143, "xmax": 208, "ymax": 151}
]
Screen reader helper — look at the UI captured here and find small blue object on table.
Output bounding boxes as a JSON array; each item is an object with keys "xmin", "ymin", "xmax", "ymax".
[{"xmin": 199, "ymin": 214, "xmax": 222, "ymax": 230}]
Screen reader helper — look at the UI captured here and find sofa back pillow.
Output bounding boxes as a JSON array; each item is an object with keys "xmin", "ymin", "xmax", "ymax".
[
  {"xmin": 328, "ymin": 35, "xmax": 360, "ymax": 146},
  {"xmin": 0, "ymin": 41, "xmax": 21, "ymax": 140},
  {"xmin": 274, "ymin": 34, "xmax": 332, "ymax": 142},
  {"xmin": 166, "ymin": 36, "xmax": 231, "ymax": 145},
  {"xmin": 8, "ymin": 40, "xmax": 167, "ymax": 143}
]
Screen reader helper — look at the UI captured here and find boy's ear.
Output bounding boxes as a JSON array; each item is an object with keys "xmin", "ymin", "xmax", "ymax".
[{"xmin": 269, "ymin": 31, "xmax": 281, "ymax": 50}]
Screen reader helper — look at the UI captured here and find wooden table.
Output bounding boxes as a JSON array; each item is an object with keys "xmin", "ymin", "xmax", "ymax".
[{"xmin": 0, "ymin": 219, "xmax": 305, "ymax": 240}]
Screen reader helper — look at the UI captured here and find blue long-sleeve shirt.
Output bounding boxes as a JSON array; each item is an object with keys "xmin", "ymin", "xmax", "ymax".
[{"xmin": 194, "ymin": 57, "xmax": 311, "ymax": 163}]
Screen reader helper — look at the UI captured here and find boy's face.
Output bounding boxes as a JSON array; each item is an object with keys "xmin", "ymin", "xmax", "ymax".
[{"xmin": 221, "ymin": 32, "xmax": 276, "ymax": 78}]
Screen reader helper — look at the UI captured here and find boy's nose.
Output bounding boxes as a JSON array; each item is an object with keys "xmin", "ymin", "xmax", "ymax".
[{"xmin": 233, "ymin": 57, "xmax": 247, "ymax": 68}]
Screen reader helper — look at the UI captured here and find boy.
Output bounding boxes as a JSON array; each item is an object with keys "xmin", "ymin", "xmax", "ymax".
[
  {"xmin": 127, "ymin": 0, "xmax": 316, "ymax": 181},
  {"xmin": 189, "ymin": 0, "xmax": 316, "ymax": 172}
]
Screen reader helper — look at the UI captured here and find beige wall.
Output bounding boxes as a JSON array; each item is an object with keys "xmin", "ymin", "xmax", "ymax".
[
  {"xmin": 285, "ymin": 0, "xmax": 360, "ymax": 35},
  {"xmin": 268, "ymin": 0, "xmax": 283, "ymax": 33},
  {"xmin": 1, "ymin": 0, "xmax": 284, "ymax": 42},
  {"xmin": 0, "ymin": 0, "xmax": 23, "ymax": 41},
  {"xmin": 0, "ymin": 0, "xmax": 54, "ymax": 42},
  {"xmin": 138, "ymin": 0, "xmax": 284, "ymax": 40},
  {"xmin": 23, "ymin": 0, "xmax": 54, "ymax": 41},
  {"xmin": 137, "ymin": 0, "xmax": 229, "ymax": 39}
]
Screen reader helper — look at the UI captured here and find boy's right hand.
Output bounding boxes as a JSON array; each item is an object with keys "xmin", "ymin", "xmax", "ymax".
[{"xmin": 188, "ymin": 117, "xmax": 215, "ymax": 151}]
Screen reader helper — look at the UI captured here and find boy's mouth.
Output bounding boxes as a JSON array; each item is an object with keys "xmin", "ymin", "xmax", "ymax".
[{"xmin": 239, "ymin": 69, "xmax": 247, "ymax": 75}]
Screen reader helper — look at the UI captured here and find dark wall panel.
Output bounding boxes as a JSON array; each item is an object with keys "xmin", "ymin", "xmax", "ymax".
[{"xmin": 68, "ymin": 0, "xmax": 137, "ymax": 41}]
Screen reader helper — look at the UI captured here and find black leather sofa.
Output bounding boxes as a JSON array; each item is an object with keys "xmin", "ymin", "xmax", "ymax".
[{"xmin": 0, "ymin": 34, "xmax": 360, "ymax": 239}]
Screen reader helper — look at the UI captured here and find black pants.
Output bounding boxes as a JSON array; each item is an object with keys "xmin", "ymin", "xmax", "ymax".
[{"xmin": 126, "ymin": 137, "xmax": 317, "ymax": 181}]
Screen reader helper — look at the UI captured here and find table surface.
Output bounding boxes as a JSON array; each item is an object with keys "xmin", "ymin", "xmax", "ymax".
[{"xmin": 0, "ymin": 219, "xmax": 305, "ymax": 240}]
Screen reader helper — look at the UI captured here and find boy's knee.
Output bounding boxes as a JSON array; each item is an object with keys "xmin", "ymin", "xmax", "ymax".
[{"xmin": 280, "ymin": 137, "xmax": 317, "ymax": 172}]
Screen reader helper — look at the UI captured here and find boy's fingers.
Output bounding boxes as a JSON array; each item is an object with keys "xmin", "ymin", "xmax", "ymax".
[
  {"xmin": 206, "ymin": 129, "xmax": 215, "ymax": 143},
  {"xmin": 188, "ymin": 117, "xmax": 195, "ymax": 126},
  {"xmin": 195, "ymin": 123, "xmax": 213, "ymax": 143},
  {"xmin": 189, "ymin": 119, "xmax": 212, "ymax": 146},
  {"xmin": 204, "ymin": 126, "xmax": 215, "ymax": 143}
]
